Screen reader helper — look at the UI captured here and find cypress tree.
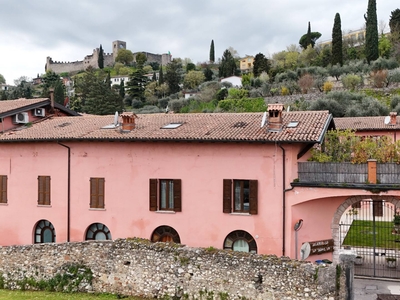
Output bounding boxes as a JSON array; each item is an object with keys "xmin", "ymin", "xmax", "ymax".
[
  {"xmin": 331, "ymin": 13, "xmax": 343, "ymax": 66},
  {"xmin": 159, "ymin": 67, "xmax": 164, "ymax": 84},
  {"xmin": 209, "ymin": 40, "xmax": 215, "ymax": 63},
  {"xmin": 119, "ymin": 79, "xmax": 125, "ymax": 98},
  {"xmin": 306, "ymin": 22, "xmax": 312, "ymax": 48},
  {"xmin": 364, "ymin": 0, "xmax": 379, "ymax": 63},
  {"xmin": 98, "ymin": 44, "xmax": 104, "ymax": 69}
]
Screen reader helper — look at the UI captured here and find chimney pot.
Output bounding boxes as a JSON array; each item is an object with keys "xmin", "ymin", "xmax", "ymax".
[{"xmin": 390, "ymin": 112, "xmax": 397, "ymax": 125}]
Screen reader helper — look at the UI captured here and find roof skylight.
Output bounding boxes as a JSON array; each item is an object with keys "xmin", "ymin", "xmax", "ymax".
[
  {"xmin": 162, "ymin": 122, "xmax": 183, "ymax": 129},
  {"xmin": 287, "ymin": 121, "xmax": 299, "ymax": 128}
]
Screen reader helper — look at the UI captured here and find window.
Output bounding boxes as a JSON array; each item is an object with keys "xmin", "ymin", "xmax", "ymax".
[
  {"xmin": 90, "ymin": 177, "xmax": 105, "ymax": 209},
  {"xmin": 149, "ymin": 179, "xmax": 181, "ymax": 212},
  {"xmin": 35, "ymin": 219, "xmax": 56, "ymax": 243},
  {"xmin": 151, "ymin": 225, "xmax": 181, "ymax": 243},
  {"xmin": 223, "ymin": 230, "xmax": 257, "ymax": 253},
  {"xmin": 0, "ymin": 175, "xmax": 7, "ymax": 204},
  {"xmin": 38, "ymin": 176, "xmax": 51, "ymax": 205},
  {"xmin": 223, "ymin": 179, "xmax": 258, "ymax": 214},
  {"xmin": 85, "ymin": 223, "xmax": 112, "ymax": 240}
]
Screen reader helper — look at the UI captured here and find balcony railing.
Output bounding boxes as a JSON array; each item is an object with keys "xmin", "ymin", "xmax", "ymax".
[{"xmin": 297, "ymin": 162, "xmax": 400, "ymax": 185}]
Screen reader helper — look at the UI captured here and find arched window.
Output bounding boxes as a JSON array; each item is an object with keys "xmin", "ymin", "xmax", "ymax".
[
  {"xmin": 223, "ymin": 230, "xmax": 257, "ymax": 253},
  {"xmin": 151, "ymin": 225, "xmax": 181, "ymax": 243},
  {"xmin": 34, "ymin": 220, "xmax": 56, "ymax": 243},
  {"xmin": 85, "ymin": 223, "xmax": 112, "ymax": 241}
]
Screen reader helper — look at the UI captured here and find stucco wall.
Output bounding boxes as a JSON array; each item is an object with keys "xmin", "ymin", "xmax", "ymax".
[{"xmin": 0, "ymin": 239, "xmax": 340, "ymax": 299}]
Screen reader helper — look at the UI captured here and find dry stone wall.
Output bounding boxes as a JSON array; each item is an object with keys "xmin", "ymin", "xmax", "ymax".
[{"xmin": 0, "ymin": 239, "xmax": 342, "ymax": 299}]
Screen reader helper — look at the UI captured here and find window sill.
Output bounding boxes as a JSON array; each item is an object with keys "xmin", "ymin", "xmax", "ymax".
[
  {"xmin": 37, "ymin": 205, "xmax": 52, "ymax": 208},
  {"xmin": 89, "ymin": 208, "xmax": 106, "ymax": 211},
  {"xmin": 155, "ymin": 210, "xmax": 176, "ymax": 214},
  {"xmin": 230, "ymin": 212, "xmax": 251, "ymax": 216},
  {"xmin": 0, "ymin": 203, "xmax": 8, "ymax": 206}
]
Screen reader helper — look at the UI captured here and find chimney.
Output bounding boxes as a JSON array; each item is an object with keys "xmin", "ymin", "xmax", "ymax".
[
  {"xmin": 390, "ymin": 112, "xmax": 397, "ymax": 125},
  {"xmin": 120, "ymin": 113, "xmax": 137, "ymax": 132},
  {"xmin": 267, "ymin": 103, "xmax": 284, "ymax": 132},
  {"xmin": 49, "ymin": 88, "xmax": 55, "ymax": 111}
]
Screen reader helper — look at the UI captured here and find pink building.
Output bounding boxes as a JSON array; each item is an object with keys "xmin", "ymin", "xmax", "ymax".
[{"xmin": 1, "ymin": 105, "xmax": 400, "ymax": 279}]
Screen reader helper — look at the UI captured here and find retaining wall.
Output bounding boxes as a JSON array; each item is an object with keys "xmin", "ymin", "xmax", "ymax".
[{"xmin": 0, "ymin": 239, "xmax": 343, "ymax": 299}]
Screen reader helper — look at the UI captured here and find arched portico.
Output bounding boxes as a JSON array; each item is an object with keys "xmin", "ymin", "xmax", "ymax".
[{"xmin": 331, "ymin": 195, "xmax": 400, "ymax": 277}]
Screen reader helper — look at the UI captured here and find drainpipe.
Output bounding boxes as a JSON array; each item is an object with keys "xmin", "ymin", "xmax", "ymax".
[
  {"xmin": 58, "ymin": 142, "xmax": 71, "ymax": 242},
  {"xmin": 278, "ymin": 143, "xmax": 294, "ymax": 257}
]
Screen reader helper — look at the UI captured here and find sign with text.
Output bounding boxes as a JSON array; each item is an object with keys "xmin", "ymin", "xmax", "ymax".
[{"xmin": 309, "ymin": 239, "xmax": 334, "ymax": 255}]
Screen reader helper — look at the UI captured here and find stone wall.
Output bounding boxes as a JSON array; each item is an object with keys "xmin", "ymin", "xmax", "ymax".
[{"xmin": 0, "ymin": 239, "xmax": 342, "ymax": 299}]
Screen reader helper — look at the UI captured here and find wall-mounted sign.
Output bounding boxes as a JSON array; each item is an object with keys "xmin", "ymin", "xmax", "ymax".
[{"xmin": 307, "ymin": 239, "xmax": 334, "ymax": 255}]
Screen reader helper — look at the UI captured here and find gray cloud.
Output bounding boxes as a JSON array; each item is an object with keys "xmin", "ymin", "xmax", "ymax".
[{"xmin": 0, "ymin": 0, "xmax": 395, "ymax": 84}]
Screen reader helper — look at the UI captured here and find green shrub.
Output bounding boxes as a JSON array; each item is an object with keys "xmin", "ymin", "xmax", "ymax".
[
  {"xmin": 341, "ymin": 74, "xmax": 362, "ymax": 91},
  {"xmin": 218, "ymin": 97, "xmax": 267, "ymax": 112}
]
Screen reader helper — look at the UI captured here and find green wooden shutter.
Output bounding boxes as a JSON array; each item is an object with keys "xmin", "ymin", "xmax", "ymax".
[
  {"xmin": 249, "ymin": 180, "xmax": 258, "ymax": 215},
  {"xmin": 173, "ymin": 179, "xmax": 182, "ymax": 212},
  {"xmin": 149, "ymin": 179, "xmax": 158, "ymax": 211},
  {"xmin": 223, "ymin": 179, "xmax": 232, "ymax": 213}
]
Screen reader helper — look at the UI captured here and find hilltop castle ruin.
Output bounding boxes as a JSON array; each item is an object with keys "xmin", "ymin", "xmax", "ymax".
[{"xmin": 45, "ymin": 40, "xmax": 171, "ymax": 74}]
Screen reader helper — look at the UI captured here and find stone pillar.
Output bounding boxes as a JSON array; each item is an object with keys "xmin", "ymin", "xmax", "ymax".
[{"xmin": 339, "ymin": 249, "xmax": 357, "ymax": 300}]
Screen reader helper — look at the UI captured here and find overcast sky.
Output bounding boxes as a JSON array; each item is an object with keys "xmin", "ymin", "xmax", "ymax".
[{"xmin": 0, "ymin": 0, "xmax": 395, "ymax": 85}]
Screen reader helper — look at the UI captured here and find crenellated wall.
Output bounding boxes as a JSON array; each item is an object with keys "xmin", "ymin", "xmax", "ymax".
[{"xmin": 0, "ymin": 239, "xmax": 342, "ymax": 299}]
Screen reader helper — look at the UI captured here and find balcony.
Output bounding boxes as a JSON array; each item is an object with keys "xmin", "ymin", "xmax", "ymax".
[{"xmin": 294, "ymin": 161, "xmax": 400, "ymax": 191}]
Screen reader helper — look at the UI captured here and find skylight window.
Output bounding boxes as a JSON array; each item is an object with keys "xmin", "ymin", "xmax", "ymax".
[
  {"xmin": 162, "ymin": 122, "xmax": 183, "ymax": 129},
  {"xmin": 287, "ymin": 121, "xmax": 299, "ymax": 128}
]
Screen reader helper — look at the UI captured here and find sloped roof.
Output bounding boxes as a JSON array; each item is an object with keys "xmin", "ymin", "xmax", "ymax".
[
  {"xmin": 334, "ymin": 116, "xmax": 400, "ymax": 131},
  {"xmin": 0, "ymin": 98, "xmax": 79, "ymax": 118},
  {"xmin": 0, "ymin": 111, "xmax": 332, "ymax": 144}
]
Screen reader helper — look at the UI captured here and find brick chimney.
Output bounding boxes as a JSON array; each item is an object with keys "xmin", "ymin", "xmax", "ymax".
[
  {"xmin": 120, "ymin": 113, "xmax": 137, "ymax": 132},
  {"xmin": 49, "ymin": 88, "xmax": 55, "ymax": 112},
  {"xmin": 390, "ymin": 112, "xmax": 397, "ymax": 125},
  {"xmin": 267, "ymin": 103, "xmax": 284, "ymax": 132}
]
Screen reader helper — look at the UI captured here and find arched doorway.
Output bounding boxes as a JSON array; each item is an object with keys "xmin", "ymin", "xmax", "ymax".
[{"xmin": 331, "ymin": 195, "xmax": 400, "ymax": 278}]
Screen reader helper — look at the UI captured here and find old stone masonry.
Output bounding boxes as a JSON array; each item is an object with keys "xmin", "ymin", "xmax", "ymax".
[{"xmin": 0, "ymin": 239, "xmax": 342, "ymax": 299}]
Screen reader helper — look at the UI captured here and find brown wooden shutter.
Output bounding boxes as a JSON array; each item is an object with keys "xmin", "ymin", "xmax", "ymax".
[
  {"xmin": 98, "ymin": 178, "xmax": 105, "ymax": 208},
  {"xmin": 38, "ymin": 176, "xmax": 45, "ymax": 205},
  {"xmin": 173, "ymin": 179, "xmax": 182, "ymax": 212},
  {"xmin": 44, "ymin": 176, "xmax": 51, "ymax": 205},
  {"xmin": 149, "ymin": 179, "xmax": 158, "ymax": 211},
  {"xmin": 90, "ymin": 178, "xmax": 98, "ymax": 208},
  {"xmin": 249, "ymin": 180, "xmax": 258, "ymax": 215},
  {"xmin": 0, "ymin": 176, "xmax": 7, "ymax": 203},
  {"xmin": 223, "ymin": 179, "xmax": 232, "ymax": 213}
]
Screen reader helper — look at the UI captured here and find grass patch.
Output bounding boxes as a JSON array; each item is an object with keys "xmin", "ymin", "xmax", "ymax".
[{"xmin": 342, "ymin": 220, "xmax": 400, "ymax": 249}]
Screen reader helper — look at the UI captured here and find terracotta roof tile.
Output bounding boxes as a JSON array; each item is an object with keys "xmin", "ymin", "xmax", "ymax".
[
  {"xmin": 334, "ymin": 116, "xmax": 400, "ymax": 131},
  {"xmin": 0, "ymin": 111, "xmax": 332, "ymax": 143},
  {"xmin": 0, "ymin": 98, "xmax": 49, "ymax": 114}
]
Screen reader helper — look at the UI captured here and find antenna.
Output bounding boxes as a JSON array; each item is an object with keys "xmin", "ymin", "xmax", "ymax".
[
  {"xmin": 384, "ymin": 116, "xmax": 390, "ymax": 125},
  {"xmin": 261, "ymin": 112, "xmax": 267, "ymax": 128},
  {"xmin": 114, "ymin": 111, "xmax": 119, "ymax": 126}
]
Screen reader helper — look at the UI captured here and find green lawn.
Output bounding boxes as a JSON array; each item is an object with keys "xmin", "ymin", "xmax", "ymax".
[
  {"xmin": 342, "ymin": 220, "xmax": 400, "ymax": 249},
  {"xmin": 0, "ymin": 290, "xmax": 144, "ymax": 300}
]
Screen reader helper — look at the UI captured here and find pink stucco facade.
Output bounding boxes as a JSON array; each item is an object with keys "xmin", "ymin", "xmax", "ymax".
[{"xmin": 3, "ymin": 110, "xmax": 400, "ymax": 265}]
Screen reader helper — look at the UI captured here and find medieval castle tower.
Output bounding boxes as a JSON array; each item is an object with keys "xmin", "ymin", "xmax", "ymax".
[{"xmin": 45, "ymin": 40, "xmax": 171, "ymax": 74}]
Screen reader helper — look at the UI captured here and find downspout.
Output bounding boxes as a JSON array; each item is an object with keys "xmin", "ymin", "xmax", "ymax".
[
  {"xmin": 278, "ymin": 143, "xmax": 294, "ymax": 257},
  {"xmin": 58, "ymin": 142, "xmax": 71, "ymax": 242}
]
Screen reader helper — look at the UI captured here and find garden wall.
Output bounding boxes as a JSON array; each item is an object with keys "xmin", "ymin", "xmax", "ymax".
[{"xmin": 0, "ymin": 239, "xmax": 343, "ymax": 299}]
